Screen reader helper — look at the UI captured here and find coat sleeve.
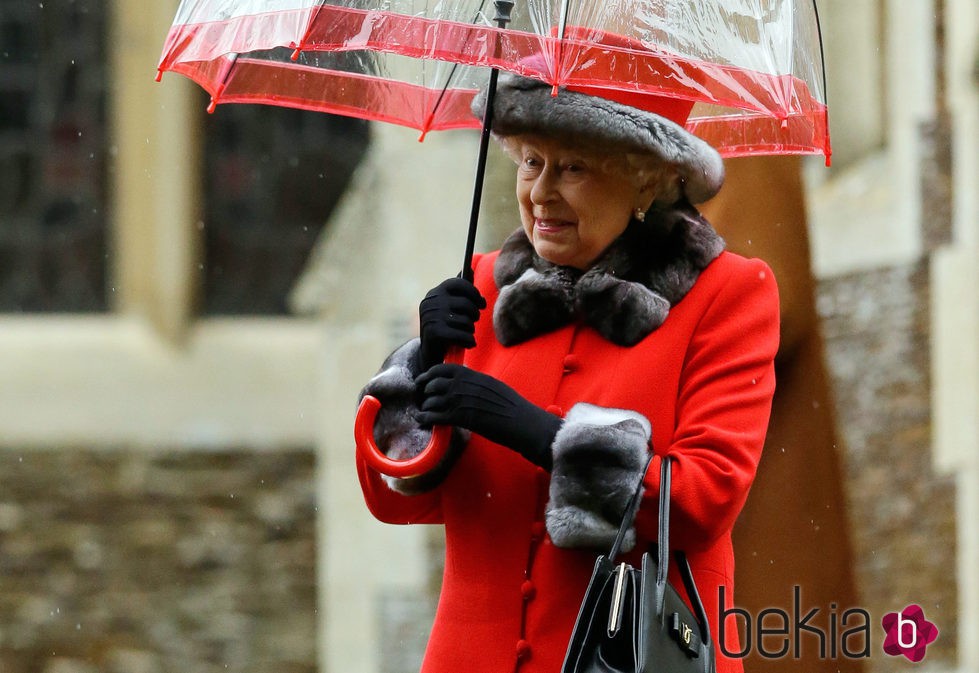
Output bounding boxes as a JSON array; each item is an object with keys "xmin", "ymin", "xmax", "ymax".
[
  {"xmin": 635, "ymin": 256, "xmax": 780, "ymax": 551},
  {"xmin": 355, "ymin": 338, "xmax": 466, "ymax": 525},
  {"xmin": 545, "ymin": 403, "xmax": 652, "ymax": 551}
]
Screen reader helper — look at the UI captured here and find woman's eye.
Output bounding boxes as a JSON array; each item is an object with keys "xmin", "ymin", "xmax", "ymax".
[{"xmin": 519, "ymin": 157, "xmax": 542, "ymax": 174}]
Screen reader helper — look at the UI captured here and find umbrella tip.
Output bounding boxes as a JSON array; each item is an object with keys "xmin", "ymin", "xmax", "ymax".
[
  {"xmin": 290, "ymin": 47, "xmax": 302, "ymax": 61},
  {"xmin": 207, "ymin": 98, "xmax": 218, "ymax": 114},
  {"xmin": 154, "ymin": 69, "xmax": 163, "ymax": 83},
  {"xmin": 418, "ymin": 110, "xmax": 437, "ymax": 141}
]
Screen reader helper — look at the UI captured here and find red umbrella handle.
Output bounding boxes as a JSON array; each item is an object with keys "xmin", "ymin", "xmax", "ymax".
[{"xmin": 355, "ymin": 346, "xmax": 463, "ymax": 478}]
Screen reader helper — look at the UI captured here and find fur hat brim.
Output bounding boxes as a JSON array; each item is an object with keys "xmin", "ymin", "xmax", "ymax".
[{"xmin": 472, "ymin": 73, "xmax": 725, "ymax": 204}]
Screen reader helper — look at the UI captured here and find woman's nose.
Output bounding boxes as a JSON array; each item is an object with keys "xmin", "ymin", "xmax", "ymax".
[{"xmin": 530, "ymin": 169, "xmax": 558, "ymax": 204}]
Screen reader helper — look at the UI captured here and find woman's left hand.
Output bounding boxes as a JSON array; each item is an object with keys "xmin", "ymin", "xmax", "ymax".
[{"xmin": 416, "ymin": 364, "xmax": 562, "ymax": 470}]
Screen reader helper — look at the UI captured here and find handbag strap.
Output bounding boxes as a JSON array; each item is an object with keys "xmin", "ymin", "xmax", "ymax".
[
  {"xmin": 607, "ymin": 455, "xmax": 655, "ymax": 560},
  {"xmin": 607, "ymin": 454, "xmax": 666, "ymax": 561},
  {"xmin": 656, "ymin": 455, "xmax": 671, "ymax": 586},
  {"xmin": 607, "ymin": 455, "xmax": 713, "ymax": 647}
]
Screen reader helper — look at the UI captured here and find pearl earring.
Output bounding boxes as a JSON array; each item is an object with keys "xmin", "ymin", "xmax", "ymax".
[{"xmin": 634, "ymin": 208, "xmax": 646, "ymax": 222}]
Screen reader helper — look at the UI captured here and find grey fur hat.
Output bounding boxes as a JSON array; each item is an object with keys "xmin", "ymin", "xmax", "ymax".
[{"xmin": 472, "ymin": 72, "xmax": 725, "ymax": 204}]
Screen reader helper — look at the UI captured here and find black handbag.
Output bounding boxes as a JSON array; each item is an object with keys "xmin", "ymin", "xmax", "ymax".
[{"xmin": 562, "ymin": 456, "xmax": 715, "ymax": 673}]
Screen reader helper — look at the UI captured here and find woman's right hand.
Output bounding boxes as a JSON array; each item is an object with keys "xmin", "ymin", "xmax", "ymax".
[{"xmin": 418, "ymin": 277, "xmax": 487, "ymax": 371}]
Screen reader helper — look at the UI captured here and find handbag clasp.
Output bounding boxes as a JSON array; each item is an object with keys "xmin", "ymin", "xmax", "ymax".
[{"xmin": 607, "ymin": 562, "xmax": 629, "ymax": 637}]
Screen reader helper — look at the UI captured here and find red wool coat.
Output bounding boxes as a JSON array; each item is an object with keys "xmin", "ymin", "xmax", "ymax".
[{"xmin": 358, "ymin": 248, "xmax": 780, "ymax": 673}]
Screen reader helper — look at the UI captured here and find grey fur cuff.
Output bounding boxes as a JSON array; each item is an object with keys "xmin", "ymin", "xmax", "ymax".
[
  {"xmin": 359, "ymin": 339, "xmax": 467, "ymax": 495},
  {"xmin": 546, "ymin": 403, "xmax": 652, "ymax": 551}
]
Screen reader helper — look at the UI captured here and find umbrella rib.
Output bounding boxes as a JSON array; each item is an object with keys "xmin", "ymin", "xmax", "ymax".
[
  {"xmin": 420, "ymin": 0, "xmax": 492, "ymax": 139},
  {"xmin": 811, "ymin": 0, "xmax": 831, "ymax": 161},
  {"xmin": 290, "ymin": 0, "xmax": 328, "ymax": 61},
  {"xmin": 207, "ymin": 52, "xmax": 240, "ymax": 113},
  {"xmin": 553, "ymin": 0, "xmax": 571, "ymax": 90}
]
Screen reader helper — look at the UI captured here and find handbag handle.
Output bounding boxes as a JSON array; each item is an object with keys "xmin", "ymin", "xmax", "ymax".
[
  {"xmin": 607, "ymin": 455, "xmax": 712, "ymax": 648},
  {"xmin": 606, "ymin": 455, "xmax": 661, "ymax": 561},
  {"xmin": 606, "ymin": 455, "xmax": 654, "ymax": 561}
]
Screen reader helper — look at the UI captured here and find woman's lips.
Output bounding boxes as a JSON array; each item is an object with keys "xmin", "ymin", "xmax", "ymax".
[{"xmin": 535, "ymin": 218, "xmax": 573, "ymax": 234}]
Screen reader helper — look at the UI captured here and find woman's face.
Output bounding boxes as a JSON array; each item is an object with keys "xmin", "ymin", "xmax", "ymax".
[{"xmin": 513, "ymin": 135, "xmax": 654, "ymax": 270}]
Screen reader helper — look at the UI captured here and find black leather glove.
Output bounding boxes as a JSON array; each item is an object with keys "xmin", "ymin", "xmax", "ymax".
[
  {"xmin": 418, "ymin": 277, "xmax": 487, "ymax": 371},
  {"xmin": 415, "ymin": 364, "xmax": 563, "ymax": 470}
]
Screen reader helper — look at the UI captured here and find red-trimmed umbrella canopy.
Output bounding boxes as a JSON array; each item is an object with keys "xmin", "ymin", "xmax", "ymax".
[{"xmin": 157, "ymin": 0, "xmax": 831, "ymax": 160}]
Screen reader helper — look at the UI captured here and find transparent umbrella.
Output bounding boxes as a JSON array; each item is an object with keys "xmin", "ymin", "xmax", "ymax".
[{"xmin": 157, "ymin": 0, "xmax": 829, "ymax": 157}]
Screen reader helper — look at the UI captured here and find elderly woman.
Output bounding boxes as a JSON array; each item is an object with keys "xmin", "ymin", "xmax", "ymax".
[{"xmin": 356, "ymin": 71, "xmax": 780, "ymax": 673}]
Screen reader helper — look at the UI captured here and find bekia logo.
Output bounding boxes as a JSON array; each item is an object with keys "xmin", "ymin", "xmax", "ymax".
[
  {"xmin": 719, "ymin": 589, "xmax": 940, "ymax": 662},
  {"xmin": 882, "ymin": 604, "xmax": 939, "ymax": 662}
]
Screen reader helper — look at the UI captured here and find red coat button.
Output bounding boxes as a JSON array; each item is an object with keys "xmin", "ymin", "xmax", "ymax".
[
  {"xmin": 562, "ymin": 354, "xmax": 580, "ymax": 373},
  {"xmin": 516, "ymin": 640, "xmax": 532, "ymax": 660},
  {"xmin": 521, "ymin": 580, "xmax": 536, "ymax": 600},
  {"xmin": 545, "ymin": 405, "xmax": 563, "ymax": 416}
]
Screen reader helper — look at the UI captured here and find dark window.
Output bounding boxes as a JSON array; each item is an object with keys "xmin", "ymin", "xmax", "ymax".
[
  {"xmin": 201, "ymin": 101, "xmax": 370, "ymax": 315},
  {"xmin": 0, "ymin": 0, "xmax": 109, "ymax": 312}
]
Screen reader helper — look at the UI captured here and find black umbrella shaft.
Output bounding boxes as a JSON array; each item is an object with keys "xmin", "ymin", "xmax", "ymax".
[
  {"xmin": 462, "ymin": 67, "xmax": 499, "ymax": 282},
  {"xmin": 461, "ymin": 0, "xmax": 514, "ymax": 283}
]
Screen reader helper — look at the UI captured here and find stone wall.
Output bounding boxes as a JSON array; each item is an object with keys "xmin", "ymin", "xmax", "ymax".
[
  {"xmin": 0, "ymin": 449, "xmax": 317, "ymax": 673},
  {"xmin": 818, "ymin": 262, "xmax": 958, "ymax": 671}
]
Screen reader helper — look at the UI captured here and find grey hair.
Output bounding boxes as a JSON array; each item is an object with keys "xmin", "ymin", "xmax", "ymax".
[
  {"xmin": 622, "ymin": 153, "xmax": 682, "ymax": 206},
  {"xmin": 497, "ymin": 134, "xmax": 683, "ymax": 206}
]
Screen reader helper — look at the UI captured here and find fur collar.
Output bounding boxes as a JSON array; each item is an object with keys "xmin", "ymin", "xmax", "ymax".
[{"xmin": 492, "ymin": 204, "xmax": 725, "ymax": 346}]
